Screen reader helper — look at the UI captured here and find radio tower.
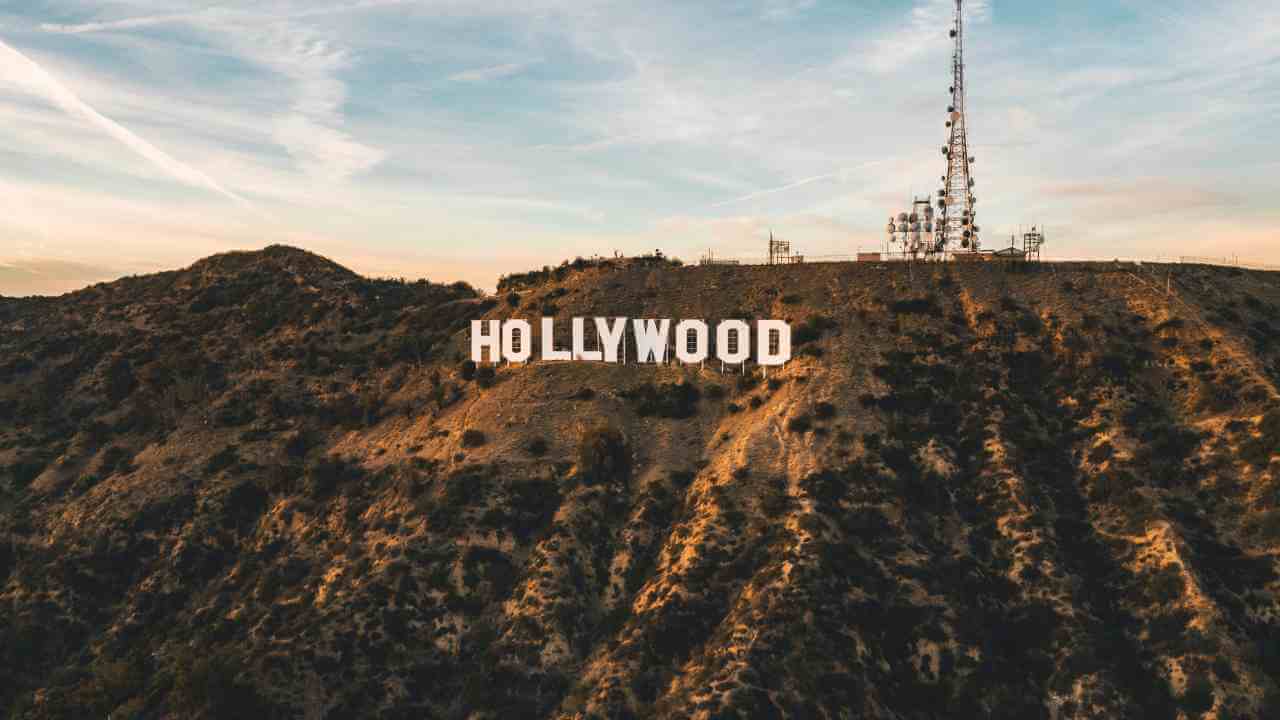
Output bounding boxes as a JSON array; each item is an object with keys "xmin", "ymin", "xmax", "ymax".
[{"xmin": 936, "ymin": 0, "xmax": 979, "ymax": 254}]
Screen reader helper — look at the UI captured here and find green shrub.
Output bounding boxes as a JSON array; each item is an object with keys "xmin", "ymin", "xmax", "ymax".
[
  {"xmin": 284, "ymin": 429, "xmax": 317, "ymax": 459},
  {"xmin": 793, "ymin": 315, "xmax": 837, "ymax": 345},
  {"xmin": 305, "ymin": 455, "xmax": 361, "ymax": 498},
  {"xmin": 1243, "ymin": 408, "xmax": 1280, "ymax": 468},
  {"xmin": 578, "ymin": 422, "xmax": 629, "ymax": 482},
  {"xmin": 169, "ymin": 648, "xmax": 271, "ymax": 717},
  {"xmin": 1181, "ymin": 672, "xmax": 1215, "ymax": 716},
  {"xmin": 204, "ymin": 445, "xmax": 239, "ymax": 475},
  {"xmin": 787, "ymin": 415, "xmax": 812, "ymax": 434},
  {"xmin": 104, "ymin": 355, "xmax": 136, "ymax": 404},
  {"xmin": 8, "ymin": 457, "xmax": 48, "ymax": 488},
  {"xmin": 1247, "ymin": 510, "xmax": 1280, "ymax": 543},
  {"xmin": 889, "ymin": 295, "xmax": 941, "ymax": 316},
  {"xmin": 1144, "ymin": 564, "xmax": 1186, "ymax": 604},
  {"xmin": 622, "ymin": 382, "xmax": 700, "ymax": 418},
  {"xmin": 71, "ymin": 474, "xmax": 100, "ymax": 495}
]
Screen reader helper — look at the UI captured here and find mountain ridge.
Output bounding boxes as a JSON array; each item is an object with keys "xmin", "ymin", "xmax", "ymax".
[{"xmin": 2, "ymin": 248, "xmax": 1279, "ymax": 719}]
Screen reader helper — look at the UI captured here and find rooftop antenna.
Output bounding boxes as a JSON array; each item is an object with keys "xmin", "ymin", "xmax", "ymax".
[{"xmin": 937, "ymin": 0, "xmax": 980, "ymax": 256}]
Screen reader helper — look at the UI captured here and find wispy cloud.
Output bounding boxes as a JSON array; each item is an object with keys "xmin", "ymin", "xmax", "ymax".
[
  {"xmin": 229, "ymin": 25, "xmax": 386, "ymax": 183},
  {"xmin": 711, "ymin": 161, "xmax": 888, "ymax": 208},
  {"xmin": 448, "ymin": 60, "xmax": 538, "ymax": 83},
  {"xmin": 40, "ymin": 10, "xmax": 212, "ymax": 35},
  {"xmin": 761, "ymin": 0, "xmax": 818, "ymax": 21},
  {"xmin": 41, "ymin": 4, "xmax": 386, "ymax": 184},
  {"xmin": 864, "ymin": 0, "xmax": 990, "ymax": 73},
  {"xmin": 0, "ymin": 38, "xmax": 250, "ymax": 207}
]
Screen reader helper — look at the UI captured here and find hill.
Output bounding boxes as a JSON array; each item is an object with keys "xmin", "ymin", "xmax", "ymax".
[{"xmin": 2, "ymin": 246, "xmax": 1279, "ymax": 719}]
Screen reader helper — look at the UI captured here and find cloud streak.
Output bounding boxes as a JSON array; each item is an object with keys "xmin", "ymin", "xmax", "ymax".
[
  {"xmin": 40, "ymin": 4, "xmax": 386, "ymax": 184},
  {"xmin": 448, "ymin": 60, "xmax": 538, "ymax": 83},
  {"xmin": 40, "ymin": 11, "xmax": 209, "ymax": 35},
  {"xmin": 0, "ymin": 38, "xmax": 250, "ymax": 207},
  {"xmin": 711, "ymin": 161, "xmax": 888, "ymax": 208}
]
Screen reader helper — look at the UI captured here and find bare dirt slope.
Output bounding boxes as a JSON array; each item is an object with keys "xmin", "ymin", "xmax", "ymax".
[{"xmin": 2, "ymin": 246, "xmax": 1279, "ymax": 719}]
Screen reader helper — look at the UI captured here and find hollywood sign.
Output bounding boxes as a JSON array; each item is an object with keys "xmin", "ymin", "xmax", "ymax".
[{"xmin": 471, "ymin": 318, "xmax": 792, "ymax": 366}]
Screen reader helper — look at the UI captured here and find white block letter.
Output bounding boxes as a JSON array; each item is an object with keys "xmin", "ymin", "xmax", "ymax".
[
  {"xmin": 573, "ymin": 318, "xmax": 603, "ymax": 361},
  {"xmin": 471, "ymin": 320, "xmax": 501, "ymax": 363},
  {"xmin": 503, "ymin": 319, "xmax": 532, "ymax": 363},
  {"xmin": 717, "ymin": 320, "xmax": 750, "ymax": 364},
  {"xmin": 541, "ymin": 317, "xmax": 571, "ymax": 361},
  {"xmin": 595, "ymin": 317, "xmax": 627, "ymax": 363},
  {"xmin": 675, "ymin": 320, "xmax": 708, "ymax": 364},
  {"xmin": 757, "ymin": 320, "xmax": 791, "ymax": 366},
  {"xmin": 633, "ymin": 319, "xmax": 670, "ymax": 363}
]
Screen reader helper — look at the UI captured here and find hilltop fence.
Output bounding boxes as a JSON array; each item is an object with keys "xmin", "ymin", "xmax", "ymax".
[{"xmin": 696, "ymin": 253, "xmax": 1280, "ymax": 271}]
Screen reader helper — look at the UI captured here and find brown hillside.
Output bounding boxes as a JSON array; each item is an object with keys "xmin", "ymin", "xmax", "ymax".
[{"xmin": 2, "ymin": 248, "xmax": 1280, "ymax": 719}]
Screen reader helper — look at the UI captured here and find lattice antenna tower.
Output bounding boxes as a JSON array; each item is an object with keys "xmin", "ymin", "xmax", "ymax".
[
  {"xmin": 768, "ymin": 231, "xmax": 793, "ymax": 265},
  {"xmin": 937, "ymin": 0, "xmax": 980, "ymax": 254}
]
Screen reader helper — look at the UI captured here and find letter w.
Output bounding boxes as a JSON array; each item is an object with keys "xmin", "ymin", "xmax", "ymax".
[{"xmin": 632, "ymin": 319, "xmax": 670, "ymax": 363}]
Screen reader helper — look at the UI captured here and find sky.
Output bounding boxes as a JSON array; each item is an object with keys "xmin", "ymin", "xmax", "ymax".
[{"xmin": 0, "ymin": 0, "xmax": 1277, "ymax": 295}]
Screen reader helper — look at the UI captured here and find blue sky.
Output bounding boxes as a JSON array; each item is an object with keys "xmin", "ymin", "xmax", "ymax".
[{"xmin": 0, "ymin": 0, "xmax": 1277, "ymax": 294}]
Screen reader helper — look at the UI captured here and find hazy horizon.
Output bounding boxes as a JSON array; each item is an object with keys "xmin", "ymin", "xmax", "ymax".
[{"xmin": 2, "ymin": 0, "xmax": 1278, "ymax": 296}]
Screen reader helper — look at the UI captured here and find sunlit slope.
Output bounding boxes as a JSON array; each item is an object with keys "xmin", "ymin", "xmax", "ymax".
[{"xmin": 1, "ymin": 248, "xmax": 1279, "ymax": 719}]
